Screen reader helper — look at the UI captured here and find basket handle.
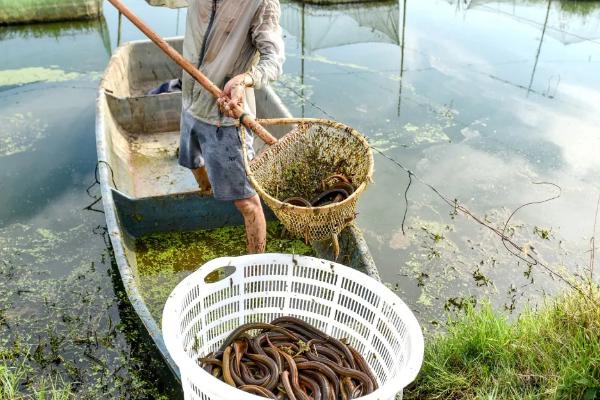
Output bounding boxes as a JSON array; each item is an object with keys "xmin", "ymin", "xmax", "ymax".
[
  {"xmin": 256, "ymin": 118, "xmax": 322, "ymax": 126},
  {"xmin": 107, "ymin": 0, "xmax": 278, "ymax": 146},
  {"xmin": 203, "ymin": 265, "xmax": 237, "ymax": 284}
]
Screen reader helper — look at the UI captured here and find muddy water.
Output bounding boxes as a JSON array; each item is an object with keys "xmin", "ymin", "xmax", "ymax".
[{"xmin": 0, "ymin": 0, "xmax": 599, "ymax": 397}]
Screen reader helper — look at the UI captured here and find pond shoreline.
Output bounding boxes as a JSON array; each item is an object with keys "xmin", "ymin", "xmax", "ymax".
[{"xmin": 405, "ymin": 285, "xmax": 600, "ymax": 399}]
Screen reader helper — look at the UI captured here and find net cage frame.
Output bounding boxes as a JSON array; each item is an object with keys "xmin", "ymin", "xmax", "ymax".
[{"xmin": 243, "ymin": 118, "xmax": 375, "ymax": 242}]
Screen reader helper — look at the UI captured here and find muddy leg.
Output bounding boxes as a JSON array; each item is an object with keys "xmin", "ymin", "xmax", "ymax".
[
  {"xmin": 192, "ymin": 166, "xmax": 212, "ymax": 194},
  {"xmin": 331, "ymin": 233, "xmax": 340, "ymax": 260},
  {"xmin": 234, "ymin": 195, "xmax": 266, "ymax": 254}
]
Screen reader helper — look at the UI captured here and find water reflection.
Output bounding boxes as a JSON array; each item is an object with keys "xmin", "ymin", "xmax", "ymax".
[
  {"xmin": 281, "ymin": 0, "xmax": 401, "ymax": 115},
  {"xmin": 279, "ymin": 0, "xmax": 600, "ymax": 321},
  {"xmin": 1, "ymin": 18, "xmax": 111, "ymax": 71},
  {"xmin": 0, "ymin": 19, "xmax": 113, "ymax": 227},
  {"xmin": 463, "ymin": 0, "xmax": 600, "ymax": 44}
]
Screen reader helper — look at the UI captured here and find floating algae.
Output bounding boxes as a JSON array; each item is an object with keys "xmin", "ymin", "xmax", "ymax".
[
  {"xmin": 0, "ymin": 113, "xmax": 47, "ymax": 157},
  {"xmin": 135, "ymin": 221, "xmax": 315, "ymax": 322},
  {"xmin": 0, "ymin": 67, "xmax": 81, "ymax": 86},
  {"xmin": 404, "ymin": 122, "xmax": 452, "ymax": 145},
  {"xmin": 271, "ymin": 73, "xmax": 314, "ymax": 108}
]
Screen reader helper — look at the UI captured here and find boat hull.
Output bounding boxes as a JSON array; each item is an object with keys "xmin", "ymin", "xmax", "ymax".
[{"xmin": 96, "ymin": 37, "xmax": 379, "ymax": 380}]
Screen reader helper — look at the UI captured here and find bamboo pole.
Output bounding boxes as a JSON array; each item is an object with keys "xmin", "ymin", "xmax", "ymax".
[{"xmin": 107, "ymin": 0, "xmax": 278, "ymax": 145}]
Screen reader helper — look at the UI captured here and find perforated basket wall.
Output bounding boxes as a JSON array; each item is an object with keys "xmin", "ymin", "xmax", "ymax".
[
  {"xmin": 162, "ymin": 254, "xmax": 424, "ymax": 400},
  {"xmin": 246, "ymin": 119, "xmax": 373, "ymax": 242}
]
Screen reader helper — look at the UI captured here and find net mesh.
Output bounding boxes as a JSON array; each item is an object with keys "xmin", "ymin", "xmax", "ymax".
[{"xmin": 246, "ymin": 119, "xmax": 373, "ymax": 242}]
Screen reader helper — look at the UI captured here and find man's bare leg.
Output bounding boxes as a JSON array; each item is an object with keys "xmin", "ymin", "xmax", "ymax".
[
  {"xmin": 192, "ymin": 166, "xmax": 212, "ymax": 193},
  {"xmin": 234, "ymin": 195, "xmax": 266, "ymax": 254}
]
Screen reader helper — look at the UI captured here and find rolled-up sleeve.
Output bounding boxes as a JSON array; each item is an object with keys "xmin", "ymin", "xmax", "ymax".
[{"xmin": 249, "ymin": 0, "xmax": 285, "ymax": 89}]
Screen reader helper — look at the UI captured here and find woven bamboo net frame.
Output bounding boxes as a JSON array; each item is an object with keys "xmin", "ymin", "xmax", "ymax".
[{"xmin": 243, "ymin": 118, "xmax": 374, "ymax": 242}]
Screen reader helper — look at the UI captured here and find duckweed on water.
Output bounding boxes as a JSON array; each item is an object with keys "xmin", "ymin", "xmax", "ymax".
[
  {"xmin": 0, "ymin": 113, "xmax": 48, "ymax": 158},
  {"xmin": 135, "ymin": 221, "xmax": 315, "ymax": 322},
  {"xmin": 271, "ymin": 73, "xmax": 314, "ymax": 108},
  {"xmin": 0, "ymin": 228, "xmax": 174, "ymax": 399},
  {"xmin": 0, "ymin": 67, "xmax": 80, "ymax": 86}
]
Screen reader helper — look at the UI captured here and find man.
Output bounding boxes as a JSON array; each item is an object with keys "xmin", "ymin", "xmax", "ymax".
[{"xmin": 178, "ymin": 0, "xmax": 284, "ymax": 253}]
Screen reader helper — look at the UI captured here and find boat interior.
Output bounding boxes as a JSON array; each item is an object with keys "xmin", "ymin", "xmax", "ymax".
[
  {"xmin": 99, "ymin": 39, "xmax": 291, "ymax": 201},
  {"xmin": 97, "ymin": 38, "xmax": 378, "ymax": 278}
]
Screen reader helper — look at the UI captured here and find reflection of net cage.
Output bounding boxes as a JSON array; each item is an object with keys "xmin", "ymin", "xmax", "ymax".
[
  {"xmin": 456, "ymin": 0, "xmax": 600, "ymax": 45},
  {"xmin": 0, "ymin": 0, "xmax": 102, "ymax": 24},
  {"xmin": 244, "ymin": 119, "xmax": 373, "ymax": 242},
  {"xmin": 281, "ymin": 0, "xmax": 400, "ymax": 52}
]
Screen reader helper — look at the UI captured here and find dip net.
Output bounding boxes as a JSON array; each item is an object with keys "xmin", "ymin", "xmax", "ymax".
[{"xmin": 244, "ymin": 118, "xmax": 373, "ymax": 242}]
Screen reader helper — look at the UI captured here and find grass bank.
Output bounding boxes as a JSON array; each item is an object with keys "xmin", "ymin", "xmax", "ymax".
[{"xmin": 404, "ymin": 286, "xmax": 600, "ymax": 400}]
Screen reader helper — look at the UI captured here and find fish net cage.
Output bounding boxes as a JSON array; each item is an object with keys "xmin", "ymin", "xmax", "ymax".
[
  {"xmin": 162, "ymin": 254, "xmax": 424, "ymax": 400},
  {"xmin": 245, "ymin": 118, "xmax": 374, "ymax": 242},
  {"xmin": 0, "ymin": 0, "xmax": 102, "ymax": 24}
]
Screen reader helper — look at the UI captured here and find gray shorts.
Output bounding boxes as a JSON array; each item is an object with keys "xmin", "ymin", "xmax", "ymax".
[{"xmin": 178, "ymin": 111, "xmax": 256, "ymax": 201}]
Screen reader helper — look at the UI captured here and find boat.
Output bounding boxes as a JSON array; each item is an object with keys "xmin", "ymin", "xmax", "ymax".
[{"xmin": 96, "ymin": 37, "xmax": 380, "ymax": 381}]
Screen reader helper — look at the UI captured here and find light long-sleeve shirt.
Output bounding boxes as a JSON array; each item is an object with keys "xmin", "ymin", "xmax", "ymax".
[{"xmin": 182, "ymin": 0, "xmax": 285, "ymax": 126}]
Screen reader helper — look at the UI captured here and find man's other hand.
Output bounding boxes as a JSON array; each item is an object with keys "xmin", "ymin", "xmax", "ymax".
[{"xmin": 218, "ymin": 74, "xmax": 252, "ymax": 118}]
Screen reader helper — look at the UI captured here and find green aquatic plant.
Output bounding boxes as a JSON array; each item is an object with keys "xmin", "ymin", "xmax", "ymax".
[
  {"xmin": 0, "ymin": 222, "xmax": 177, "ymax": 399},
  {"xmin": 136, "ymin": 221, "xmax": 315, "ymax": 322},
  {"xmin": 271, "ymin": 73, "xmax": 314, "ymax": 108},
  {"xmin": 0, "ymin": 352, "xmax": 73, "ymax": 399},
  {"xmin": 0, "ymin": 67, "xmax": 80, "ymax": 86},
  {"xmin": 534, "ymin": 226, "xmax": 552, "ymax": 240},
  {"xmin": 404, "ymin": 122, "xmax": 452, "ymax": 145},
  {"xmin": 0, "ymin": 113, "xmax": 48, "ymax": 158}
]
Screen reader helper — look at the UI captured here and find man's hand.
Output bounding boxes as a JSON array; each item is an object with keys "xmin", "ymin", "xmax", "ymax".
[{"xmin": 218, "ymin": 74, "xmax": 252, "ymax": 118}]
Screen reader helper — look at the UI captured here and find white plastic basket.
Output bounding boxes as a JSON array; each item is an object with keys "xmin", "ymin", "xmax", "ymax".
[{"xmin": 162, "ymin": 254, "xmax": 424, "ymax": 400}]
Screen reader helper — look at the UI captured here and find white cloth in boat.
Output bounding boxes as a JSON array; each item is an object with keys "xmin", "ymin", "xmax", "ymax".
[{"xmin": 182, "ymin": 0, "xmax": 285, "ymax": 126}]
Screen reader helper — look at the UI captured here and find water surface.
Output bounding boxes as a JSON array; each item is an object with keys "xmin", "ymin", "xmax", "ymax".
[
  {"xmin": 1, "ymin": 0, "xmax": 599, "ymax": 396},
  {"xmin": 277, "ymin": 0, "xmax": 600, "ymax": 322}
]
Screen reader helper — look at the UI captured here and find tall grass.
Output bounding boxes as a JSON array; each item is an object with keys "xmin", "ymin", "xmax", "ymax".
[{"xmin": 404, "ymin": 287, "xmax": 600, "ymax": 400}]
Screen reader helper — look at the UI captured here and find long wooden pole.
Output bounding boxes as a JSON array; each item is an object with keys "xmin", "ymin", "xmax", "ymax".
[{"xmin": 107, "ymin": 0, "xmax": 278, "ymax": 145}]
